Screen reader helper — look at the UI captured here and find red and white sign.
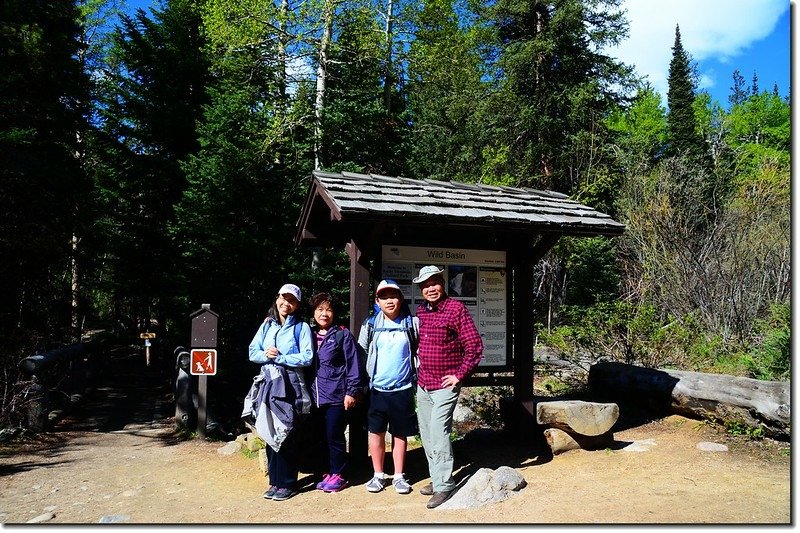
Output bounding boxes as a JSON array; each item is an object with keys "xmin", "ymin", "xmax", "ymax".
[{"xmin": 190, "ymin": 349, "xmax": 217, "ymax": 376}]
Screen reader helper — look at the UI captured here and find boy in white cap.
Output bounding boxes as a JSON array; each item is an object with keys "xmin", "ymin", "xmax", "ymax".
[{"xmin": 357, "ymin": 279, "xmax": 419, "ymax": 495}]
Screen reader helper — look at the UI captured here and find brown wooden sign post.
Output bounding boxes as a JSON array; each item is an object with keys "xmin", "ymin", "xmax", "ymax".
[
  {"xmin": 139, "ymin": 331, "xmax": 156, "ymax": 366},
  {"xmin": 190, "ymin": 304, "xmax": 219, "ymax": 439}
]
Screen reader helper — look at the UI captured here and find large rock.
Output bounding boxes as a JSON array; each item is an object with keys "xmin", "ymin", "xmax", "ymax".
[
  {"xmin": 437, "ymin": 466, "xmax": 526, "ymax": 510},
  {"xmin": 217, "ymin": 440, "xmax": 242, "ymax": 456}
]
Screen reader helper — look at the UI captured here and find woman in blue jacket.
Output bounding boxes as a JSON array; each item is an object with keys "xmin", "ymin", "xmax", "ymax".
[
  {"xmin": 248, "ymin": 283, "xmax": 313, "ymax": 502},
  {"xmin": 308, "ymin": 292, "xmax": 363, "ymax": 493}
]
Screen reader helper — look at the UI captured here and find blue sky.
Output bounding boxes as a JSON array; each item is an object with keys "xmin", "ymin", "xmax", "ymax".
[
  {"xmin": 124, "ymin": 0, "xmax": 791, "ymax": 108},
  {"xmin": 608, "ymin": 0, "xmax": 791, "ymax": 108}
]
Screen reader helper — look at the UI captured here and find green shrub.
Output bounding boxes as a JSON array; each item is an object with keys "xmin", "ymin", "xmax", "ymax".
[
  {"xmin": 536, "ymin": 324, "xmax": 573, "ymax": 353},
  {"xmin": 543, "ymin": 301, "xmax": 702, "ymax": 369},
  {"xmin": 745, "ymin": 304, "xmax": 790, "ymax": 381},
  {"xmin": 704, "ymin": 347, "xmax": 750, "ymax": 376},
  {"xmin": 537, "ymin": 301, "xmax": 789, "ymax": 381},
  {"xmin": 724, "ymin": 419, "xmax": 765, "ymax": 440},
  {"xmin": 683, "ymin": 332, "xmax": 725, "ymax": 371},
  {"xmin": 538, "ymin": 375, "xmax": 570, "ymax": 395}
]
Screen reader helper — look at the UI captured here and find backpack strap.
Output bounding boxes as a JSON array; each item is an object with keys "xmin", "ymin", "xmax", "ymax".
[
  {"xmin": 366, "ymin": 315, "xmax": 377, "ymax": 349},
  {"xmin": 293, "ymin": 321, "xmax": 302, "ymax": 351},
  {"xmin": 404, "ymin": 315, "xmax": 419, "ymax": 385},
  {"xmin": 335, "ymin": 327, "xmax": 346, "ymax": 347},
  {"xmin": 404, "ymin": 315, "xmax": 419, "ymax": 352}
]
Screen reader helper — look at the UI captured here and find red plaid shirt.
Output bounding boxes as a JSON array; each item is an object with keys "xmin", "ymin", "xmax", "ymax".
[{"xmin": 416, "ymin": 296, "xmax": 483, "ymax": 391}]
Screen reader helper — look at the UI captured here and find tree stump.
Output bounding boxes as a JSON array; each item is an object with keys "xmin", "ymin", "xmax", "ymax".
[
  {"xmin": 536, "ymin": 400, "xmax": 619, "ymax": 455},
  {"xmin": 588, "ymin": 361, "xmax": 790, "ymax": 439}
]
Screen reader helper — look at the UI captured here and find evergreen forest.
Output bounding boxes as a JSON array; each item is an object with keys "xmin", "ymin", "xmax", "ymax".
[{"xmin": 1, "ymin": 0, "xmax": 790, "ymax": 419}]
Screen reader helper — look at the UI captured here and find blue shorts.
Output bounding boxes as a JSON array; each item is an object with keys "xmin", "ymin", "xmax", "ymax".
[{"xmin": 367, "ymin": 387, "xmax": 418, "ymax": 437}]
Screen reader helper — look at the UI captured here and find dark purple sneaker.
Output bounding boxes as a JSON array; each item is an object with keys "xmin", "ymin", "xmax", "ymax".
[
  {"xmin": 272, "ymin": 487, "xmax": 297, "ymax": 501},
  {"xmin": 322, "ymin": 474, "xmax": 348, "ymax": 492}
]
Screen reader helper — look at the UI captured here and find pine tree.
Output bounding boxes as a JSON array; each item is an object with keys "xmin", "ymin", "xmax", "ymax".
[
  {"xmin": 666, "ymin": 25, "xmax": 706, "ymax": 160},
  {"xmin": 171, "ymin": 0, "xmax": 322, "ymax": 342},
  {"xmin": 405, "ymin": 0, "xmax": 488, "ymax": 181},
  {"xmin": 665, "ymin": 25, "xmax": 715, "ymax": 227},
  {"xmin": 0, "ymin": 0, "xmax": 91, "ymax": 347},
  {"xmin": 728, "ymin": 69, "xmax": 747, "ymax": 108},
  {"xmin": 485, "ymin": 0, "xmax": 635, "ymax": 192},
  {"xmin": 319, "ymin": 2, "xmax": 408, "ymax": 174},
  {"xmin": 95, "ymin": 0, "xmax": 210, "ymax": 324}
]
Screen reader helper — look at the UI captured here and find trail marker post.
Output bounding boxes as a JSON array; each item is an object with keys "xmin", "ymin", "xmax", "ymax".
[
  {"xmin": 139, "ymin": 332, "xmax": 156, "ymax": 366},
  {"xmin": 190, "ymin": 304, "xmax": 219, "ymax": 439}
]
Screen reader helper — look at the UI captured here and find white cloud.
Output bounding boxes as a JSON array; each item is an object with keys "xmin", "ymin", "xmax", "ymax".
[{"xmin": 608, "ymin": 0, "xmax": 787, "ymax": 99}]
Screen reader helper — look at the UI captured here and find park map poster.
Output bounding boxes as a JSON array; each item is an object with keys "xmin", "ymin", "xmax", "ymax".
[{"xmin": 381, "ymin": 245, "xmax": 507, "ymax": 367}]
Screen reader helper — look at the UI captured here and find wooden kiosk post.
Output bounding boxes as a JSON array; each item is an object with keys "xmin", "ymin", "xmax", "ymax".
[{"xmin": 346, "ymin": 239, "xmax": 370, "ymax": 470}]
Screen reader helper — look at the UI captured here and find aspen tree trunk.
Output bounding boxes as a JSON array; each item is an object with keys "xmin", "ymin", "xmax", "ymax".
[
  {"xmin": 534, "ymin": 6, "xmax": 552, "ymax": 179},
  {"xmin": 314, "ymin": 0, "xmax": 336, "ymax": 170},
  {"xmin": 383, "ymin": 0, "xmax": 394, "ymax": 113},
  {"xmin": 278, "ymin": 0, "xmax": 289, "ymax": 103},
  {"xmin": 71, "ymin": 233, "xmax": 80, "ymax": 342},
  {"xmin": 275, "ymin": 0, "xmax": 289, "ymax": 166}
]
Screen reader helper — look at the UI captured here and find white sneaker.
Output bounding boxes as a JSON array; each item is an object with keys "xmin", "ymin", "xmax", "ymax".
[
  {"xmin": 393, "ymin": 477, "xmax": 412, "ymax": 494},
  {"xmin": 365, "ymin": 476, "xmax": 385, "ymax": 493}
]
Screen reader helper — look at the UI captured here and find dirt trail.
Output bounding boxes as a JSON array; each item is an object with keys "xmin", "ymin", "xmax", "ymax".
[{"xmin": 0, "ymin": 348, "xmax": 790, "ymax": 524}]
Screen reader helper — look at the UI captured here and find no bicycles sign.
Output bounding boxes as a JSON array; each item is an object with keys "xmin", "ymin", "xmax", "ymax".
[{"xmin": 190, "ymin": 349, "xmax": 217, "ymax": 376}]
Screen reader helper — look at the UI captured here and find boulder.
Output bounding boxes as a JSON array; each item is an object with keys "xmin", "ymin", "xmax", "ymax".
[{"xmin": 437, "ymin": 466, "xmax": 526, "ymax": 510}]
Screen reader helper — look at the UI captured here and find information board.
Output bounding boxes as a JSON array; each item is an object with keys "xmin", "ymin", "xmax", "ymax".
[{"xmin": 381, "ymin": 245, "xmax": 507, "ymax": 367}]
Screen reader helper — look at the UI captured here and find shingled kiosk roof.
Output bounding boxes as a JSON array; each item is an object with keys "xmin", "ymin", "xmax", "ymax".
[{"xmin": 296, "ymin": 170, "xmax": 624, "ymax": 245}]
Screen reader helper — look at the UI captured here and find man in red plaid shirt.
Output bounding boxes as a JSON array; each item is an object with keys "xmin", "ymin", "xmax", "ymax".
[{"xmin": 412, "ymin": 265, "xmax": 483, "ymax": 509}]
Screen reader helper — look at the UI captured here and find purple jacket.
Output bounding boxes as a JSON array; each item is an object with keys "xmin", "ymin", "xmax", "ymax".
[{"xmin": 310, "ymin": 325, "xmax": 363, "ymax": 406}]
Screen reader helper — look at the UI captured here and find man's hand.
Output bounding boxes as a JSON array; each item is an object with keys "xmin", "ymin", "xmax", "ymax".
[
  {"xmin": 266, "ymin": 346, "xmax": 279, "ymax": 359},
  {"xmin": 441, "ymin": 374, "xmax": 460, "ymax": 389}
]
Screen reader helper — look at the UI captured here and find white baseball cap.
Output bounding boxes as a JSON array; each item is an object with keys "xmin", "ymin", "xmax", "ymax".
[
  {"xmin": 375, "ymin": 279, "xmax": 402, "ymax": 297},
  {"xmin": 412, "ymin": 265, "xmax": 445, "ymax": 284},
  {"xmin": 278, "ymin": 283, "xmax": 302, "ymax": 302}
]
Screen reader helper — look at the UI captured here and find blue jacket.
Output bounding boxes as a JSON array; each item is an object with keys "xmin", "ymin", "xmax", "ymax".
[
  {"xmin": 310, "ymin": 326, "xmax": 363, "ymax": 406},
  {"xmin": 248, "ymin": 315, "xmax": 313, "ymax": 368},
  {"xmin": 242, "ymin": 363, "xmax": 311, "ymax": 451},
  {"xmin": 244, "ymin": 314, "xmax": 313, "ymax": 451}
]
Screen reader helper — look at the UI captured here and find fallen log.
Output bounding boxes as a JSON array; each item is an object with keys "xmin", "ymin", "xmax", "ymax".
[
  {"xmin": 588, "ymin": 362, "xmax": 790, "ymax": 439},
  {"xmin": 536, "ymin": 400, "xmax": 619, "ymax": 436},
  {"xmin": 543, "ymin": 427, "xmax": 615, "ymax": 455}
]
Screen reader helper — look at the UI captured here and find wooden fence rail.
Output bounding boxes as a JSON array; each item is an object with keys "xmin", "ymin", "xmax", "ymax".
[{"xmin": 16, "ymin": 332, "xmax": 120, "ymax": 432}]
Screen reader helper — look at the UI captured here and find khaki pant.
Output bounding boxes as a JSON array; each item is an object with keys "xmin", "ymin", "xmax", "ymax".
[{"xmin": 416, "ymin": 384, "xmax": 461, "ymax": 493}]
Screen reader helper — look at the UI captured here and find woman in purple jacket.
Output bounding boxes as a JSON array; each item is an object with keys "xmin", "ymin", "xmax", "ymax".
[{"xmin": 308, "ymin": 292, "xmax": 364, "ymax": 492}]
